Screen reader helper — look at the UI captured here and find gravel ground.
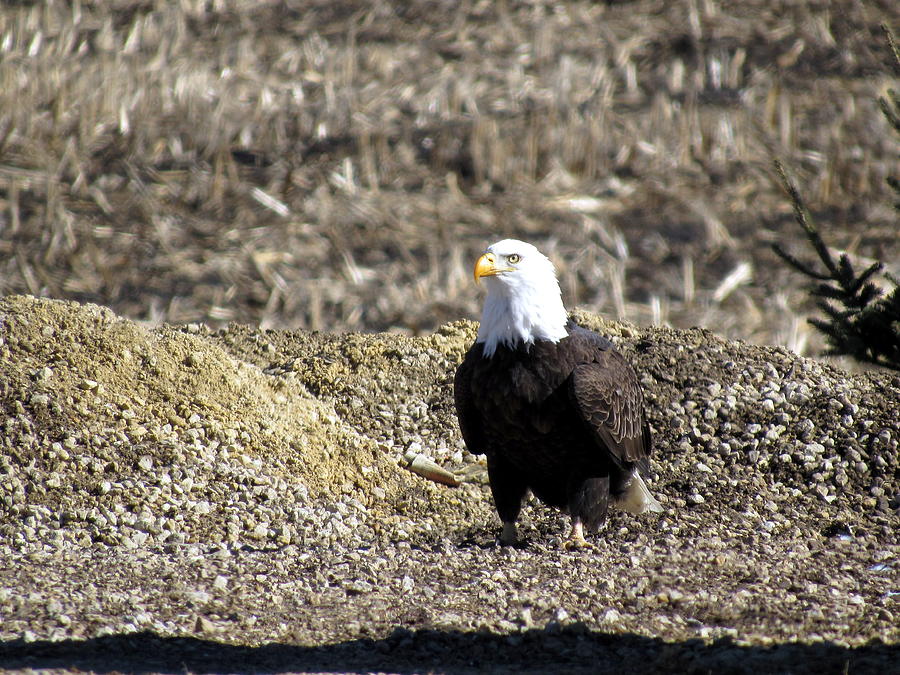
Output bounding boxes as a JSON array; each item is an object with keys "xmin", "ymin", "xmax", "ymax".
[{"xmin": 0, "ymin": 295, "xmax": 898, "ymax": 673}]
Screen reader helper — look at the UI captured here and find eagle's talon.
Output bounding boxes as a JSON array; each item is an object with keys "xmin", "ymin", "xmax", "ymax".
[
  {"xmin": 562, "ymin": 520, "xmax": 594, "ymax": 550},
  {"xmin": 562, "ymin": 536, "xmax": 593, "ymax": 551}
]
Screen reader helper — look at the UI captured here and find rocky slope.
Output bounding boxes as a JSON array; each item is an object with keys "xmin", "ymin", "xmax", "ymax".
[{"xmin": 0, "ymin": 295, "xmax": 897, "ymax": 673}]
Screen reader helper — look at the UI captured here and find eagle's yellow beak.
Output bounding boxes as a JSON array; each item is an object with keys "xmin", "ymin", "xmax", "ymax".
[{"xmin": 474, "ymin": 252, "xmax": 498, "ymax": 284}]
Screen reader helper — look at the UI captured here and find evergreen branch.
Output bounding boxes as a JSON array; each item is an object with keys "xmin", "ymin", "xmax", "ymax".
[
  {"xmin": 837, "ymin": 253, "xmax": 857, "ymax": 286},
  {"xmin": 815, "ymin": 298, "xmax": 852, "ymax": 321},
  {"xmin": 774, "ymin": 160, "xmax": 839, "ymax": 277},
  {"xmin": 809, "ymin": 316, "xmax": 840, "ymax": 338},
  {"xmin": 849, "ymin": 261, "xmax": 885, "ymax": 294},
  {"xmin": 883, "ymin": 23, "xmax": 900, "ymax": 73},
  {"xmin": 878, "ymin": 94, "xmax": 900, "ymax": 134},
  {"xmin": 856, "ymin": 285, "xmax": 881, "ymax": 307},
  {"xmin": 771, "ymin": 28, "xmax": 900, "ymax": 371},
  {"xmin": 771, "ymin": 243, "xmax": 832, "ymax": 280},
  {"xmin": 814, "ymin": 284, "xmax": 851, "ymax": 302},
  {"xmin": 775, "ymin": 159, "xmax": 900, "ymax": 369}
]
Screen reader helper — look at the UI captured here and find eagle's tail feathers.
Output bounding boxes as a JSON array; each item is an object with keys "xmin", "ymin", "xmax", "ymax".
[{"xmin": 616, "ymin": 470, "xmax": 664, "ymax": 514}]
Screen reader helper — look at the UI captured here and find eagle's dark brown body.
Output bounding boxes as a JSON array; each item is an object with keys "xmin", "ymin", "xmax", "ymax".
[{"xmin": 454, "ymin": 321, "xmax": 653, "ymax": 536}]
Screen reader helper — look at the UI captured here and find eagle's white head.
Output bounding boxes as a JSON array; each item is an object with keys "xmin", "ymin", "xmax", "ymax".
[{"xmin": 473, "ymin": 239, "xmax": 569, "ymax": 357}]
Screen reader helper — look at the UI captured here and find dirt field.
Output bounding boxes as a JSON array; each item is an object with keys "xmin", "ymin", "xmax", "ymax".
[{"xmin": 1, "ymin": 1, "xmax": 898, "ymax": 673}]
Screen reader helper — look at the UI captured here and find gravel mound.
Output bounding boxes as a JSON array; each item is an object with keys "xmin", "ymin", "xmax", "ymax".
[{"xmin": 1, "ymin": 295, "xmax": 897, "ymax": 673}]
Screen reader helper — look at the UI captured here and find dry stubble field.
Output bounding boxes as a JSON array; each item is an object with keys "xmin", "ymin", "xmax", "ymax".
[
  {"xmin": 0, "ymin": 1, "xmax": 899, "ymax": 674},
  {"xmin": 1, "ymin": 0, "xmax": 897, "ymax": 347}
]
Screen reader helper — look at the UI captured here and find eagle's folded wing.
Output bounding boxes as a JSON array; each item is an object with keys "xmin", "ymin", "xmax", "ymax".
[
  {"xmin": 454, "ymin": 351, "xmax": 487, "ymax": 455},
  {"xmin": 569, "ymin": 350, "xmax": 651, "ymax": 471}
]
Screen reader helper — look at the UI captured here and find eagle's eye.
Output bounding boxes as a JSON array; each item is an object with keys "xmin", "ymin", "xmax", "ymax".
[{"xmin": 507, "ymin": 254, "xmax": 521, "ymax": 264}]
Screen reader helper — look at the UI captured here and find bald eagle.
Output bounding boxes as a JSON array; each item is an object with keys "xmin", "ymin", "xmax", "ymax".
[{"xmin": 454, "ymin": 239, "xmax": 662, "ymax": 548}]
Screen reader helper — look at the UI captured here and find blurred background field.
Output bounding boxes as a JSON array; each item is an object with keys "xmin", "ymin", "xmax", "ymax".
[{"xmin": 0, "ymin": 0, "xmax": 896, "ymax": 358}]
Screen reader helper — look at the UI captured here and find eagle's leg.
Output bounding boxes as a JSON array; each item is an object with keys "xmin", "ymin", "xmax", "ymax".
[
  {"xmin": 564, "ymin": 475, "xmax": 609, "ymax": 549},
  {"xmin": 500, "ymin": 521, "xmax": 518, "ymax": 546},
  {"xmin": 564, "ymin": 518, "xmax": 590, "ymax": 549},
  {"xmin": 487, "ymin": 453, "xmax": 528, "ymax": 546}
]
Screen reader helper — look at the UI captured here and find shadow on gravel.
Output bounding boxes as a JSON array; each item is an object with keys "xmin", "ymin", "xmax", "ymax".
[{"xmin": 0, "ymin": 628, "xmax": 896, "ymax": 674}]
